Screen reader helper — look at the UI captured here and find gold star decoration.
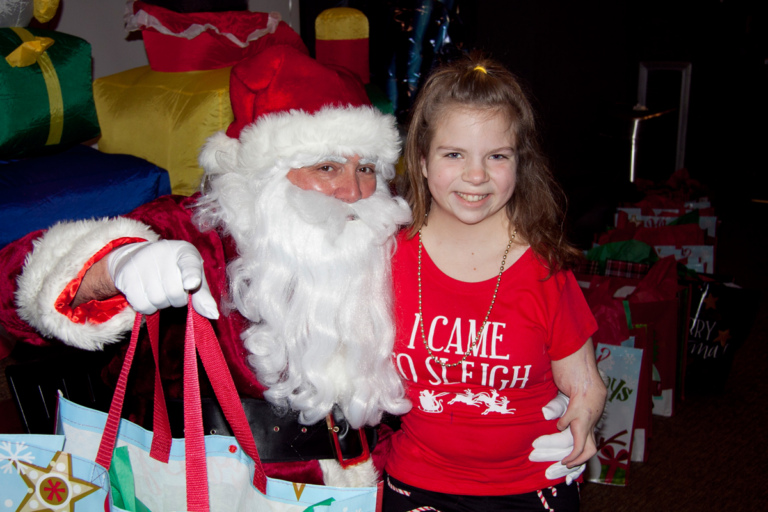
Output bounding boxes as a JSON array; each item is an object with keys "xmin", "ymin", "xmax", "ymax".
[
  {"xmin": 715, "ymin": 330, "xmax": 731, "ymax": 348},
  {"xmin": 14, "ymin": 450, "xmax": 101, "ymax": 512},
  {"xmin": 703, "ymin": 293, "xmax": 718, "ymax": 310}
]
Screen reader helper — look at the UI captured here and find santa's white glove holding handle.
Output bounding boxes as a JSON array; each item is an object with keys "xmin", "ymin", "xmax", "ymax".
[
  {"xmin": 107, "ymin": 240, "xmax": 220, "ymax": 320},
  {"xmin": 529, "ymin": 392, "xmax": 586, "ymax": 485}
]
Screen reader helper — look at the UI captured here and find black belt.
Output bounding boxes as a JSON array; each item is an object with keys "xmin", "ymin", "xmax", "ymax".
[{"xmin": 167, "ymin": 398, "xmax": 376, "ymax": 466}]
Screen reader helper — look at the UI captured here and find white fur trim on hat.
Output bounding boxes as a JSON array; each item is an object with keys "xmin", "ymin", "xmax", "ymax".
[
  {"xmin": 16, "ymin": 217, "xmax": 159, "ymax": 351},
  {"xmin": 199, "ymin": 105, "xmax": 401, "ymax": 181}
]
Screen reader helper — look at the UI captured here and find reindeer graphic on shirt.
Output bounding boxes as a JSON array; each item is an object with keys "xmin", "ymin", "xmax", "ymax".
[{"xmin": 424, "ymin": 388, "xmax": 516, "ymax": 415}]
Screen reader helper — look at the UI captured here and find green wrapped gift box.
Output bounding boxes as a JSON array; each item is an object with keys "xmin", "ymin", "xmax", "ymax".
[{"xmin": 1, "ymin": 27, "xmax": 99, "ymax": 159}]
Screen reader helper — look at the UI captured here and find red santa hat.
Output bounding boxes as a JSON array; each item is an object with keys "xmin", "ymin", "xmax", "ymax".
[{"xmin": 199, "ymin": 44, "xmax": 400, "ymax": 181}]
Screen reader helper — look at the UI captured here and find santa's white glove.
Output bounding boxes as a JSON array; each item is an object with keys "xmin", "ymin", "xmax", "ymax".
[
  {"xmin": 529, "ymin": 393, "xmax": 585, "ymax": 485},
  {"xmin": 107, "ymin": 240, "xmax": 219, "ymax": 319}
]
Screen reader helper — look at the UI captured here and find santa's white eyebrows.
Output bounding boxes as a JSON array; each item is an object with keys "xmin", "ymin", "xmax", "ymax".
[
  {"xmin": 317, "ymin": 156, "xmax": 377, "ymax": 166},
  {"xmin": 320, "ymin": 156, "xmax": 347, "ymax": 164}
]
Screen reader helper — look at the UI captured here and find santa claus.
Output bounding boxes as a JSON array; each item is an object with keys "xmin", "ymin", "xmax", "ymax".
[{"xmin": 1, "ymin": 44, "xmax": 582, "ymax": 488}]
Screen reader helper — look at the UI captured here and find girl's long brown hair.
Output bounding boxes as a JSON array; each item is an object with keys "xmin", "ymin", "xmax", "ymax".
[{"xmin": 401, "ymin": 53, "xmax": 581, "ymax": 272}]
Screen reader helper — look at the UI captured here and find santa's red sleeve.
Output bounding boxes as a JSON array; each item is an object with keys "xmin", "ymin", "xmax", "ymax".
[
  {"xmin": 0, "ymin": 195, "xmax": 209, "ymax": 354},
  {"xmin": 0, "ymin": 216, "xmax": 157, "ymax": 354}
]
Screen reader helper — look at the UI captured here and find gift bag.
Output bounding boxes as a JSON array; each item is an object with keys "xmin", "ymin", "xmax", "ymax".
[
  {"xmin": 654, "ymin": 244, "xmax": 715, "ymax": 274},
  {"xmin": 582, "ymin": 257, "xmax": 686, "ymax": 417},
  {"xmin": 596, "ymin": 218, "xmax": 715, "ymax": 274},
  {"xmin": 56, "ymin": 300, "xmax": 380, "ymax": 511},
  {"xmin": 684, "ymin": 277, "xmax": 760, "ymax": 395},
  {"xmin": 624, "ymin": 327, "xmax": 653, "ymax": 462},
  {"xmin": 586, "ymin": 343, "xmax": 644, "ymax": 486},
  {"xmin": 0, "ymin": 434, "xmax": 111, "ymax": 511},
  {"xmin": 615, "ymin": 207, "xmax": 717, "ymax": 237}
]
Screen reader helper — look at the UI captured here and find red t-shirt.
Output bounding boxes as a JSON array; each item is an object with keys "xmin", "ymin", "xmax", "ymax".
[{"xmin": 386, "ymin": 231, "xmax": 597, "ymax": 495}]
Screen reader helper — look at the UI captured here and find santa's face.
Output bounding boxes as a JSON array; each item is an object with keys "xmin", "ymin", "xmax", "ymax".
[{"xmin": 285, "ymin": 155, "xmax": 378, "ymax": 203}]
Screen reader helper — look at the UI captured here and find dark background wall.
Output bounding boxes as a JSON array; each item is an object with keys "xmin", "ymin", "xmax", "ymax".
[{"xmin": 466, "ymin": 0, "xmax": 767, "ymax": 197}]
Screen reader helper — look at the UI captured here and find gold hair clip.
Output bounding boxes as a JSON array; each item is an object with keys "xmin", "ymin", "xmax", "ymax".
[{"xmin": 474, "ymin": 65, "xmax": 488, "ymax": 74}]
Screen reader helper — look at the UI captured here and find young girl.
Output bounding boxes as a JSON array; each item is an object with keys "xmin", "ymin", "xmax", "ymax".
[{"xmin": 384, "ymin": 55, "xmax": 606, "ymax": 511}]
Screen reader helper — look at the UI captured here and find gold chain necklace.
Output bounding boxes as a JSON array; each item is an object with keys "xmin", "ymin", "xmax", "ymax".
[{"xmin": 418, "ymin": 229, "xmax": 516, "ymax": 368}]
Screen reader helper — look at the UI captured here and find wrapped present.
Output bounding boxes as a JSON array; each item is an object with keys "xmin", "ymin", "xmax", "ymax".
[
  {"xmin": 1, "ymin": 27, "xmax": 99, "ymax": 158},
  {"xmin": 0, "ymin": 144, "xmax": 170, "ymax": 249},
  {"xmin": 125, "ymin": 0, "xmax": 306, "ymax": 72},
  {"xmin": 93, "ymin": 65, "xmax": 232, "ymax": 195}
]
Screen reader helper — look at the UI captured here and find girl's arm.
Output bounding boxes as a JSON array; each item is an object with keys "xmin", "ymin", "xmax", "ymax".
[{"xmin": 551, "ymin": 338, "xmax": 607, "ymax": 467}]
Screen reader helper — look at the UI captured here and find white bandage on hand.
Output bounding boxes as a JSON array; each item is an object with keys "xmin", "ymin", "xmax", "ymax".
[
  {"xmin": 107, "ymin": 240, "xmax": 219, "ymax": 319},
  {"xmin": 529, "ymin": 393, "xmax": 585, "ymax": 485}
]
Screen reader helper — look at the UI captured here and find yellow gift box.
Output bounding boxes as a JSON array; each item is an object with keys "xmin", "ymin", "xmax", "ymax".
[{"xmin": 93, "ymin": 65, "xmax": 233, "ymax": 196}]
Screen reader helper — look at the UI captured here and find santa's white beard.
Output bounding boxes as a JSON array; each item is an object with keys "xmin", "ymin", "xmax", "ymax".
[{"xmin": 197, "ymin": 172, "xmax": 412, "ymax": 429}]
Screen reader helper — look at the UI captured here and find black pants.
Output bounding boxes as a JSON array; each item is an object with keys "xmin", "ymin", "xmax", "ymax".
[{"xmin": 382, "ymin": 474, "xmax": 580, "ymax": 512}]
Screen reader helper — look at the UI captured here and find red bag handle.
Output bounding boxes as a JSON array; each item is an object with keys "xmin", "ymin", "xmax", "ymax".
[
  {"xmin": 96, "ymin": 312, "xmax": 172, "ymax": 467},
  {"xmin": 184, "ymin": 300, "xmax": 267, "ymax": 508},
  {"xmin": 95, "ymin": 300, "xmax": 267, "ymax": 512},
  {"xmin": 148, "ymin": 312, "xmax": 172, "ymax": 462},
  {"xmin": 95, "ymin": 313, "xmax": 142, "ymax": 469}
]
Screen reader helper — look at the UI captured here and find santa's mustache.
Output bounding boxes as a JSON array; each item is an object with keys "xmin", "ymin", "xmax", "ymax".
[{"xmin": 283, "ymin": 179, "xmax": 411, "ymax": 245}]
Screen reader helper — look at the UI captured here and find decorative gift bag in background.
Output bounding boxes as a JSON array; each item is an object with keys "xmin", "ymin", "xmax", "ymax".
[
  {"xmin": 575, "ymin": 275, "xmax": 652, "ymax": 462},
  {"xmin": 624, "ymin": 326, "xmax": 652, "ymax": 462},
  {"xmin": 581, "ymin": 256, "xmax": 685, "ymax": 418},
  {"xmin": 597, "ymin": 221, "xmax": 714, "ymax": 274},
  {"xmin": 586, "ymin": 343, "xmax": 644, "ymax": 486},
  {"xmin": 615, "ymin": 206, "xmax": 717, "ymax": 238},
  {"xmin": 55, "ymin": 301, "xmax": 381, "ymax": 511},
  {"xmin": 0, "ymin": 434, "xmax": 111, "ymax": 511},
  {"xmin": 683, "ymin": 275, "xmax": 760, "ymax": 396}
]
